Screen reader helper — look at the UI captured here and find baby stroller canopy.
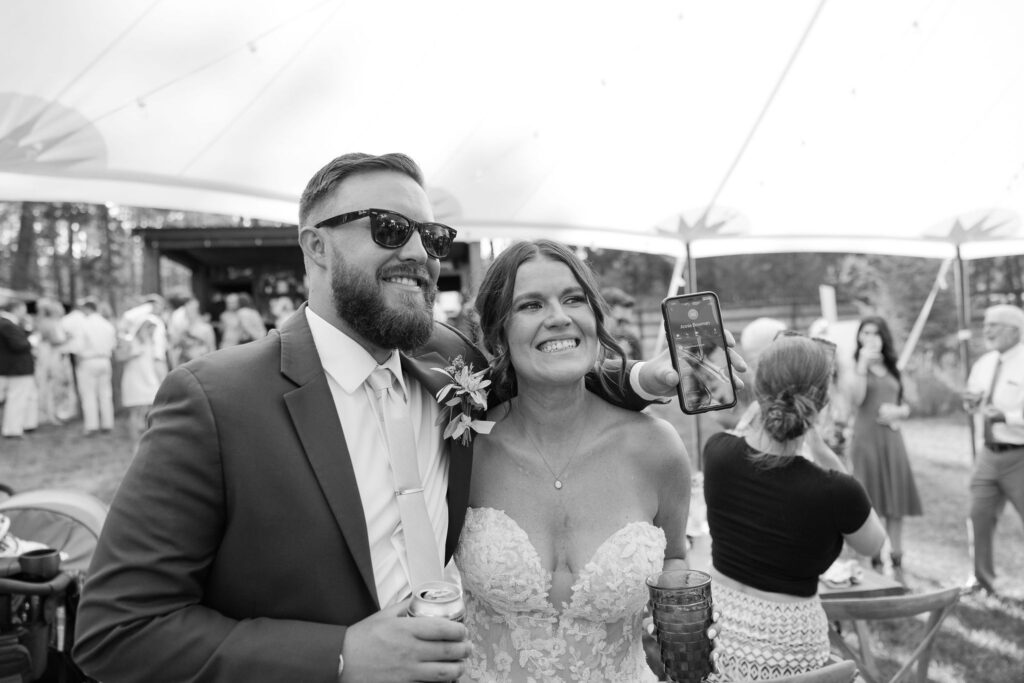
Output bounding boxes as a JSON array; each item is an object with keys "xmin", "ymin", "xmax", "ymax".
[{"xmin": 0, "ymin": 489, "xmax": 106, "ymax": 576}]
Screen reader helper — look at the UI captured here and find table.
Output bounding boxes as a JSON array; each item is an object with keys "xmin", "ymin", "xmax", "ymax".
[{"xmin": 819, "ymin": 567, "xmax": 907, "ymax": 600}]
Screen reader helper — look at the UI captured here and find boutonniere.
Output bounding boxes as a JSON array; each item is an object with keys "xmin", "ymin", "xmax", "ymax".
[{"xmin": 433, "ymin": 355, "xmax": 495, "ymax": 446}]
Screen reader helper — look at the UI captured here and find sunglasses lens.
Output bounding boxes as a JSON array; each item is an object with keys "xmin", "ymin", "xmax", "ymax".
[
  {"xmin": 370, "ymin": 211, "xmax": 413, "ymax": 248},
  {"xmin": 420, "ymin": 224, "xmax": 454, "ymax": 258}
]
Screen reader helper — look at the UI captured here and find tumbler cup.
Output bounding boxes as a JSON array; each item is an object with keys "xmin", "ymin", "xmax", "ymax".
[
  {"xmin": 17, "ymin": 548, "xmax": 61, "ymax": 581},
  {"xmin": 647, "ymin": 568, "xmax": 713, "ymax": 683}
]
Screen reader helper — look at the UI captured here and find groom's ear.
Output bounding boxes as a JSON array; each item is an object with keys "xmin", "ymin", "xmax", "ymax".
[{"xmin": 298, "ymin": 225, "xmax": 328, "ymax": 267}]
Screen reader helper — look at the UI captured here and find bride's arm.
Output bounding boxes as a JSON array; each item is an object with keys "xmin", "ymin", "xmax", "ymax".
[{"xmin": 649, "ymin": 419, "xmax": 691, "ymax": 569}]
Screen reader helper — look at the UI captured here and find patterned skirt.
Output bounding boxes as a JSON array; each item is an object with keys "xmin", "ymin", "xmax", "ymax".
[{"xmin": 708, "ymin": 581, "xmax": 830, "ymax": 681}]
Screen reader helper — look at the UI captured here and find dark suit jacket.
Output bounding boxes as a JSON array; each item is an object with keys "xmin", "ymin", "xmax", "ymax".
[
  {"xmin": 73, "ymin": 305, "xmax": 646, "ymax": 682},
  {"xmin": 0, "ymin": 315, "xmax": 34, "ymax": 376}
]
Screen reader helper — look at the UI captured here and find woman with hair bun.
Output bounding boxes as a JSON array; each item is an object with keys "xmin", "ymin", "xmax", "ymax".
[{"xmin": 703, "ymin": 335, "xmax": 885, "ymax": 681}]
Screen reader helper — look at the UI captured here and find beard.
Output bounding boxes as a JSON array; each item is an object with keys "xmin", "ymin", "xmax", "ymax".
[{"xmin": 330, "ymin": 258, "xmax": 437, "ymax": 352}]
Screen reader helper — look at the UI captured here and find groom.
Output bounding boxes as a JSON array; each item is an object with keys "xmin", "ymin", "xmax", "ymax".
[{"xmin": 73, "ymin": 153, "xmax": 690, "ymax": 682}]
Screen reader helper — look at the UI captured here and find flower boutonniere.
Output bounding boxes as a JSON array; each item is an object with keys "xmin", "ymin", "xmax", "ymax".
[{"xmin": 433, "ymin": 355, "xmax": 496, "ymax": 446}]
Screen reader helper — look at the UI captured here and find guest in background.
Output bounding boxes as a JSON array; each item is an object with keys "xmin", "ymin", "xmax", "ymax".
[
  {"xmin": 0, "ymin": 298, "xmax": 36, "ymax": 439},
  {"xmin": 704, "ymin": 335, "xmax": 885, "ymax": 680},
  {"xmin": 447, "ymin": 293, "xmax": 480, "ymax": 346},
  {"xmin": 269, "ymin": 295, "xmax": 297, "ymax": 331},
  {"xmin": 717, "ymin": 317, "xmax": 788, "ymax": 432},
  {"xmin": 808, "ymin": 317, "xmax": 852, "ymax": 459},
  {"xmin": 165, "ymin": 291, "xmax": 195, "ymax": 368},
  {"xmin": 120, "ymin": 294, "xmax": 171, "ymax": 369},
  {"xmin": 601, "ymin": 286, "xmax": 644, "ymax": 359},
  {"xmin": 217, "ymin": 292, "xmax": 242, "ymax": 348},
  {"xmin": 173, "ymin": 298, "xmax": 217, "ymax": 364},
  {"xmin": 73, "ymin": 299, "xmax": 118, "ymax": 436},
  {"xmin": 218, "ymin": 292, "xmax": 267, "ymax": 347},
  {"xmin": 60, "ymin": 298, "xmax": 88, "ymax": 417},
  {"xmin": 846, "ymin": 316, "xmax": 921, "ymax": 577},
  {"xmin": 32, "ymin": 297, "xmax": 75, "ymax": 425},
  {"xmin": 962, "ymin": 304, "xmax": 1024, "ymax": 597},
  {"xmin": 120, "ymin": 315, "xmax": 165, "ymax": 443},
  {"xmin": 235, "ymin": 293, "xmax": 267, "ymax": 343}
]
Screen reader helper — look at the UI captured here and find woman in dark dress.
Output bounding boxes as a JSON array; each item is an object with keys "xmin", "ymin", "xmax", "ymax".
[{"xmin": 847, "ymin": 316, "xmax": 922, "ymax": 577}]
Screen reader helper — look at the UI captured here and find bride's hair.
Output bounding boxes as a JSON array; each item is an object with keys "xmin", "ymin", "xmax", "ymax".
[
  {"xmin": 755, "ymin": 336, "xmax": 832, "ymax": 444},
  {"xmin": 474, "ymin": 239, "xmax": 627, "ymax": 404}
]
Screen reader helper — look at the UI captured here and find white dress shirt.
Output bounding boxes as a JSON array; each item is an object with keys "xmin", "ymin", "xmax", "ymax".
[
  {"xmin": 306, "ymin": 309, "xmax": 448, "ymax": 607},
  {"xmin": 77, "ymin": 313, "xmax": 118, "ymax": 360},
  {"xmin": 968, "ymin": 342, "xmax": 1024, "ymax": 445}
]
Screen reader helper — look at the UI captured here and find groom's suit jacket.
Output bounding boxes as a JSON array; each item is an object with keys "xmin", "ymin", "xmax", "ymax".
[{"xmin": 73, "ymin": 306, "xmax": 488, "ymax": 682}]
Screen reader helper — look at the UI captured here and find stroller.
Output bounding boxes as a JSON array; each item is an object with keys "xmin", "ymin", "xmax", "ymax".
[{"xmin": 0, "ymin": 485, "xmax": 106, "ymax": 682}]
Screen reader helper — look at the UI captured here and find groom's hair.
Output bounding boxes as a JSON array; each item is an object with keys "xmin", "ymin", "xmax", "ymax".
[{"xmin": 298, "ymin": 152, "xmax": 424, "ymax": 227}]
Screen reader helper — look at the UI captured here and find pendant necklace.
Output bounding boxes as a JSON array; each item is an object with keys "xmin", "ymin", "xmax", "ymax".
[{"xmin": 523, "ymin": 424, "xmax": 587, "ymax": 490}]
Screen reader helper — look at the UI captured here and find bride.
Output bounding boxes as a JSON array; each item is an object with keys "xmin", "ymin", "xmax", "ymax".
[{"xmin": 456, "ymin": 240, "xmax": 692, "ymax": 682}]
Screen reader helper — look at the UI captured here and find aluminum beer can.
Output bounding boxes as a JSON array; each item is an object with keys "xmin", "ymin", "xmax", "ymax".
[{"xmin": 407, "ymin": 581, "xmax": 466, "ymax": 623}]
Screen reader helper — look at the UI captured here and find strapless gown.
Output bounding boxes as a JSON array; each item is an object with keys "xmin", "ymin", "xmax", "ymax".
[{"xmin": 455, "ymin": 506, "xmax": 665, "ymax": 682}]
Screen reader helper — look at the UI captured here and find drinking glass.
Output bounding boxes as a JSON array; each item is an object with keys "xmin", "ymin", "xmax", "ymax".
[{"xmin": 646, "ymin": 569, "xmax": 713, "ymax": 683}]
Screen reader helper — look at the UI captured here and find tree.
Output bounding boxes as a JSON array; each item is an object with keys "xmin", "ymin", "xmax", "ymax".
[
  {"xmin": 968, "ymin": 255, "xmax": 1024, "ymax": 315},
  {"xmin": 585, "ymin": 249, "xmax": 675, "ymax": 300},
  {"xmin": 11, "ymin": 202, "xmax": 37, "ymax": 291},
  {"xmin": 696, "ymin": 253, "xmax": 844, "ymax": 309},
  {"xmin": 835, "ymin": 255, "xmax": 957, "ymax": 345}
]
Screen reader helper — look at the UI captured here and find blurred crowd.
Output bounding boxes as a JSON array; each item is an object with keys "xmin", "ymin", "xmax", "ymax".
[{"xmin": 0, "ymin": 290, "xmax": 277, "ymax": 441}]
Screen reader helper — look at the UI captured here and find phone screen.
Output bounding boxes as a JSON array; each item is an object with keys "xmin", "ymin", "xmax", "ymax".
[{"xmin": 662, "ymin": 292, "xmax": 737, "ymax": 414}]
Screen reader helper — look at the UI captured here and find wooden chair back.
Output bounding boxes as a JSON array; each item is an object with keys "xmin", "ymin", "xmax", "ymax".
[{"xmin": 822, "ymin": 586, "xmax": 961, "ymax": 683}]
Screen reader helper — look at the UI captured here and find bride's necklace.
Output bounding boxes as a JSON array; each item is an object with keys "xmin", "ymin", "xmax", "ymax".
[{"xmin": 523, "ymin": 425, "xmax": 587, "ymax": 490}]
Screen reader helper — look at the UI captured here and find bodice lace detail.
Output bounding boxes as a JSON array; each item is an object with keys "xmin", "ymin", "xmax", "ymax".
[{"xmin": 455, "ymin": 506, "xmax": 665, "ymax": 682}]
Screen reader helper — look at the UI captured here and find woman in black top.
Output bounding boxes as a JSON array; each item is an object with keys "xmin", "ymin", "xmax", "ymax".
[{"xmin": 703, "ymin": 335, "xmax": 886, "ymax": 681}]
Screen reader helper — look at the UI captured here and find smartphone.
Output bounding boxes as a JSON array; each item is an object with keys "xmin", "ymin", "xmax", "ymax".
[{"xmin": 661, "ymin": 291, "xmax": 737, "ymax": 414}]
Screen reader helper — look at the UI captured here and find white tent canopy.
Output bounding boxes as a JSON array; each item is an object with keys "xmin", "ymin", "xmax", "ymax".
[{"xmin": 2, "ymin": 0, "xmax": 1024, "ymax": 260}]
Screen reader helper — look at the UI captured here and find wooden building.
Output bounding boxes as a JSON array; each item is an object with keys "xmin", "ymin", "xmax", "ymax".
[{"xmin": 134, "ymin": 225, "xmax": 482, "ymax": 322}]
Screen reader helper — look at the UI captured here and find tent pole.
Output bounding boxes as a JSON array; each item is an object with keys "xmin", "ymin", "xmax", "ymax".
[
  {"xmin": 685, "ymin": 241, "xmax": 696, "ymax": 296},
  {"xmin": 660, "ymin": 242, "xmax": 704, "ymax": 470},
  {"xmin": 654, "ymin": 251, "xmax": 688, "ymax": 357},
  {"xmin": 953, "ymin": 245, "xmax": 976, "ymax": 461},
  {"xmin": 685, "ymin": 242, "xmax": 705, "ymax": 470},
  {"xmin": 897, "ymin": 258, "xmax": 953, "ymax": 370}
]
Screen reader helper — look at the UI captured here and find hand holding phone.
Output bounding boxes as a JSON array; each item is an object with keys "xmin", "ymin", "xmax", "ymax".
[{"xmin": 662, "ymin": 292, "xmax": 738, "ymax": 414}]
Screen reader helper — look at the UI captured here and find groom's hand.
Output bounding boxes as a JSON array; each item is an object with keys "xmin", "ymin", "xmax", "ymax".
[
  {"xmin": 339, "ymin": 600, "xmax": 470, "ymax": 682},
  {"xmin": 638, "ymin": 329, "xmax": 748, "ymax": 397}
]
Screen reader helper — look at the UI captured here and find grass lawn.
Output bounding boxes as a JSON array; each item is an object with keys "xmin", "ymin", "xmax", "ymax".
[{"xmin": 3, "ymin": 411, "xmax": 1023, "ymax": 681}]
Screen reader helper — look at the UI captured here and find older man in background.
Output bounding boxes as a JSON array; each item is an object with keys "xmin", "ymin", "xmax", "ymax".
[{"xmin": 963, "ymin": 303, "xmax": 1024, "ymax": 597}]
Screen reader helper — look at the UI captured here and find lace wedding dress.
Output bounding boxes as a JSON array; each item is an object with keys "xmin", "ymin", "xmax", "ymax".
[{"xmin": 455, "ymin": 506, "xmax": 665, "ymax": 682}]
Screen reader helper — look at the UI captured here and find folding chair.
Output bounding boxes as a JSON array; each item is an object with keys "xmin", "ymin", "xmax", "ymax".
[{"xmin": 822, "ymin": 586, "xmax": 961, "ymax": 683}]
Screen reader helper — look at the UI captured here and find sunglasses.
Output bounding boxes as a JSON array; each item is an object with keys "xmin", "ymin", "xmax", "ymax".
[
  {"xmin": 314, "ymin": 208, "xmax": 457, "ymax": 259},
  {"xmin": 773, "ymin": 329, "xmax": 838, "ymax": 356}
]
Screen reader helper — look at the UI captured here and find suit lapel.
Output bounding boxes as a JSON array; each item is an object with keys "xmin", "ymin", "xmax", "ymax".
[
  {"xmin": 279, "ymin": 306, "xmax": 379, "ymax": 606},
  {"xmin": 401, "ymin": 352, "xmax": 474, "ymax": 561}
]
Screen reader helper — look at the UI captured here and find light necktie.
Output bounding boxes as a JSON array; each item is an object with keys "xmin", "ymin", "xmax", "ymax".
[
  {"xmin": 982, "ymin": 356, "xmax": 1003, "ymax": 445},
  {"xmin": 366, "ymin": 368, "xmax": 444, "ymax": 592}
]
